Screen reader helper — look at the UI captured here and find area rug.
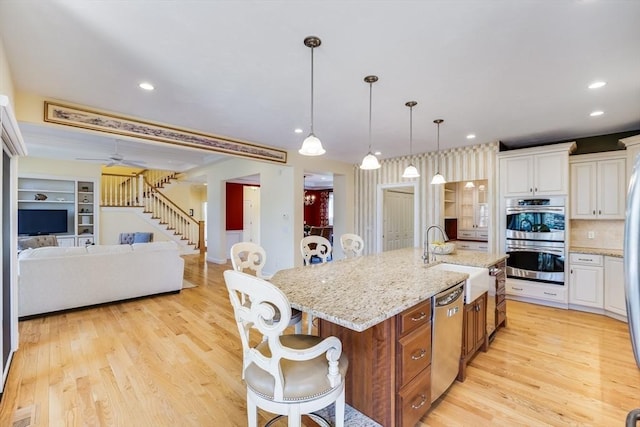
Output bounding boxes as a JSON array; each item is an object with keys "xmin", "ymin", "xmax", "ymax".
[
  {"xmin": 182, "ymin": 279, "xmax": 197, "ymax": 289},
  {"xmin": 314, "ymin": 403, "xmax": 382, "ymax": 427}
]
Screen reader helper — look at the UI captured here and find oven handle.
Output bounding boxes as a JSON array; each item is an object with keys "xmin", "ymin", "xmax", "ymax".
[
  {"xmin": 506, "ymin": 245, "xmax": 565, "ymax": 256},
  {"xmin": 506, "ymin": 206, "xmax": 565, "ymax": 214}
]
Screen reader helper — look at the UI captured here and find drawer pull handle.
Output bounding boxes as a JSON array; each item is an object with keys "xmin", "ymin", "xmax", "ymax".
[
  {"xmin": 512, "ymin": 287, "xmax": 523, "ymax": 291},
  {"xmin": 411, "ymin": 348, "xmax": 427, "ymax": 360},
  {"xmin": 543, "ymin": 291, "xmax": 557, "ymax": 296},
  {"xmin": 411, "ymin": 394, "xmax": 427, "ymax": 410},
  {"xmin": 411, "ymin": 312, "xmax": 427, "ymax": 322}
]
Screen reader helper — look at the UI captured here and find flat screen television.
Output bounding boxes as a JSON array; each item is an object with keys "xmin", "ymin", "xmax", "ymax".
[{"xmin": 18, "ymin": 209, "xmax": 68, "ymax": 235}]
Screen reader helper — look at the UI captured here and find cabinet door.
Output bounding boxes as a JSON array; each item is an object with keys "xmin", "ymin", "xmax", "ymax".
[
  {"xmin": 534, "ymin": 152, "xmax": 569, "ymax": 195},
  {"xmin": 458, "ymin": 183, "xmax": 475, "ymax": 231},
  {"xmin": 570, "ymin": 162, "xmax": 597, "ymax": 219},
  {"xmin": 597, "ymin": 159, "xmax": 626, "ymax": 219},
  {"xmin": 501, "ymin": 157, "xmax": 533, "ymax": 197},
  {"xmin": 461, "ymin": 303, "xmax": 475, "ymax": 357},
  {"xmin": 475, "ymin": 183, "xmax": 489, "ymax": 230},
  {"xmin": 569, "ymin": 265, "xmax": 604, "ymax": 308},
  {"xmin": 473, "ymin": 294, "xmax": 487, "ymax": 350},
  {"xmin": 604, "ymin": 256, "xmax": 626, "ymax": 318}
]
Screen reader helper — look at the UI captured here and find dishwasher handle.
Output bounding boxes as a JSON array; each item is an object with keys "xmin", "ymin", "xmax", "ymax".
[{"xmin": 434, "ymin": 283, "xmax": 464, "ymax": 307}]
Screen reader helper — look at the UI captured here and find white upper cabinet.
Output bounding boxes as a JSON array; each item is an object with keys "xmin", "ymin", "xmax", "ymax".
[
  {"xmin": 570, "ymin": 152, "xmax": 626, "ymax": 220},
  {"xmin": 498, "ymin": 142, "xmax": 576, "ymax": 198}
]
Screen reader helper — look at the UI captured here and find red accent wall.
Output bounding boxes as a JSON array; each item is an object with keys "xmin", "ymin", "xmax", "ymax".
[
  {"xmin": 304, "ymin": 190, "xmax": 328, "ymax": 226},
  {"xmin": 226, "ymin": 183, "xmax": 244, "ymax": 230}
]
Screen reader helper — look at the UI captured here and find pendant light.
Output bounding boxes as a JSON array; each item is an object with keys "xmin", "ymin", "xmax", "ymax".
[
  {"xmin": 360, "ymin": 75, "xmax": 381, "ymax": 170},
  {"xmin": 431, "ymin": 119, "xmax": 446, "ymax": 184},
  {"xmin": 299, "ymin": 36, "xmax": 326, "ymax": 156},
  {"xmin": 402, "ymin": 101, "xmax": 420, "ymax": 178}
]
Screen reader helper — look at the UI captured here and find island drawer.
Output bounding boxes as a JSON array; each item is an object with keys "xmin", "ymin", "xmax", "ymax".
[
  {"xmin": 398, "ymin": 300, "xmax": 432, "ymax": 336},
  {"xmin": 397, "ymin": 365, "xmax": 431, "ymax": 427},
  {"xmin": 397, "ymin": 324, "xmax": 432, "ymax": 387}
]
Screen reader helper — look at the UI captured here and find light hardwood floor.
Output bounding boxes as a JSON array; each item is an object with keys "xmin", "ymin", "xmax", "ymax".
[{"xmin": 1, "ymin": 254, "xmax": 639, "ymax": 426}]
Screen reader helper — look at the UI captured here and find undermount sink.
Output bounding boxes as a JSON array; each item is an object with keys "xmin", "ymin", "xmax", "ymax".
[{"xmin": 429, "ymin": 263, "xmax": 491, "ymax": 303}]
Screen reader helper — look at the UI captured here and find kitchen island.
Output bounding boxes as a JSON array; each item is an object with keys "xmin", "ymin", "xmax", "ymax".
[{"xmin": 271, "ymin": 247, "xmax": 508, "ymax": 426}]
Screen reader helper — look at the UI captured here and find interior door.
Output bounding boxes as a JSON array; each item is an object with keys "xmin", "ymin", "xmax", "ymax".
[
  {"xmin": 242, "ymin": 186, "xmax": 260, "ymax": 244},
  {"xmin": 383, "ymin": 189, "xmax": 414, "ymax": 251}
]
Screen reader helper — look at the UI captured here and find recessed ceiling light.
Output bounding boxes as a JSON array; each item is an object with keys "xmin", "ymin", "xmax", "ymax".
[
  {"xmin": 466, "ymin": 134, "xmax": 476, "ymax": 139},
  {"xmin": 590, "ymin": 110, "xmax": 604, "ymax": 117},
  {"xmin": 588, "ymin": 81, "xmax": 606, "ymax": 89},
  {"xmin": 374, "ymin": 151, "xmax": 381, "ymax": 156},
  {"xmin": 139, "ymin": 82, "xmax": 154, "ymax": 91},
  {"xmin": 294, "ymin": 128, "xmax": 303, "ymax": 134}
]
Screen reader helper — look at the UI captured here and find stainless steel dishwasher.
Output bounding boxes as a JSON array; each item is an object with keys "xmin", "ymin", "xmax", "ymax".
[{"xmin": 431, "ymin": 281, "xmax": 464, "ymax": 403}]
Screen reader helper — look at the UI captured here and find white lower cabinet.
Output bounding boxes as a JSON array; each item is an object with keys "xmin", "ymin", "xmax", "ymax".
[
  {"xmin": 569, "ymin": 254, "xmax": 603, "ymax": 309},
  {"xmin": 456, "ymin": 240, "xmax": 488, "ymax": 252},
  {"xmin": 604, "ymin": 256, "xmax": 626, "ymax": 319},
  {"xmin": 506, "ymin": 278, "xmax": 567, "ymax": 304},
  {"xmin": 56, "ymin": 236, "xmax": 76, "ymax": 247},
  {"xmin": 569, "ymin": 252, "xmax": 626, "ymax": 321}
]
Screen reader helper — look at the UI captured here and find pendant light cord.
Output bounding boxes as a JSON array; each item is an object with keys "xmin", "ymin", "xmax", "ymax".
[
  {"xmin": 409, "ymin": 105, "xmax": 413, "ymax": 155},
  {"xmin": 436, "ymin": 121, "xmax": 441, "ymax": 171},
  {"xmin": 310, "ymin": 46, "xmax": 315, "ymax": 135},
  {"xmin": 368, "ymin": 82, "xmax": 372, "ymax": 152}
]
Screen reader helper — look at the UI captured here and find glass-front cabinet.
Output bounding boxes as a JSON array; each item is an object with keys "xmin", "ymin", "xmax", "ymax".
[{"xmin": 457, "ymin": 180, "xmax": 488, "ymax": 241}]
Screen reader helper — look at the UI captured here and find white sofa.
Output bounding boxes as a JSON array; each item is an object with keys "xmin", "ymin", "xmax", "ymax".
[{"xmin": 18, "ymin": 241, "xmax": 185, "ymax": 317}]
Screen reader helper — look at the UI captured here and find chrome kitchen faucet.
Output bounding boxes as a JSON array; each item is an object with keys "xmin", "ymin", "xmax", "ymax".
[{"xmin": 423, "ymin": 225, "xmax": 449, "ymax": 264}]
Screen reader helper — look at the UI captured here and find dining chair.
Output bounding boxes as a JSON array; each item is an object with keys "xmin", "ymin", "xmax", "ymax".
[
  {"xmin": 340, "ymin": 233, "xmax": 364, "ymax": 258},
  {"xmin": 230, "ymin": 242, "xmax": 303, "ymax": 334},
  {"xmin": 300, "ymin": 235, "xmax": 332, "ymax": 265},
  {"xmin": 223, "ymin": 270, "xmax": 348, "ymax": 427},
  {"xmin": 300, "ymin": 235, "xmax": 332, "ymax": 334}
]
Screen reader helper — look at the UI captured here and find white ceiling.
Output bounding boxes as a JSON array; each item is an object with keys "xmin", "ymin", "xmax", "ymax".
[{"xmin": 1, "ymin": 1, "xmax": 639, "ymax": 177}]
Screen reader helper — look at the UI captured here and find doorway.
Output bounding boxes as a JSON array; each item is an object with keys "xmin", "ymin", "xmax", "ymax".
[{"xmin": 377, "ymin": 183, "xmax": 419, "ymax": 252}]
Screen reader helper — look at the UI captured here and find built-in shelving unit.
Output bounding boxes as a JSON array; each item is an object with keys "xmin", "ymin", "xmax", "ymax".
[
  {"xmin": 18, "ymin": 176, "xmax": 98, "ymax": 246},
  {"xmin": 444, "ymin": 182, "xmax": 457, "ymax": 219}
]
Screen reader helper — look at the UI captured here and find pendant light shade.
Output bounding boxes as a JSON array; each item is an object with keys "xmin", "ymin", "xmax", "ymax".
[
  {"xmin": 361, "ymin": 153, "xmax": 381, "ymax": 170},
  {"xmin": 360, "ymin": 75, "xmax": 381, "ymax": 170},
  {"xmin": 402, "ymin": 101, "xmax": 420, "ymax": 179},
  {"xmin": 299, "ymin": 36, "xmax": 326, "ymax": 156},
  {"xmin": 431, "ymin": 119, "xmax": 446, "ymax": 184}
]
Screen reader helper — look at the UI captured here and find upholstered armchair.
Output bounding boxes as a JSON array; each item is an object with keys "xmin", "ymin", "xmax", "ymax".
[
  {"xmin": 119, "ymin": 232, "xmax": 154, "ymax": 244},
  {"xmin": 17, "ymin": 235, "xmax": 58, "ymax": 251}
]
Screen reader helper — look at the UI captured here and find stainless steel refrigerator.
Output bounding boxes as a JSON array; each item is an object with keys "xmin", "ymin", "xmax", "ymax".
[{"xmin": 625, "ymin": 153, "xmax": 640, "ymax": 368}]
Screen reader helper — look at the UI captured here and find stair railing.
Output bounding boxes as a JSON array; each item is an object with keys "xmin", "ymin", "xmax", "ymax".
[
  {"xmin": 101, "ymin": 171, "xmax": 205, "ymax": 253},
  {"xmin": 141, "ymin": 174, "xmax": 203, "ymax": 250}
]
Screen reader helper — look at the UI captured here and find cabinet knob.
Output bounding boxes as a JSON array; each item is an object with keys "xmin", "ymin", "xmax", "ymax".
[
  {"xmin": 529, "ymin": 188, "xmax": 533, "ymax": 193},
  {"xmin": 599, "ymin": 210, "xmax": 602, "ymax": 215},
  {"xmin": 593, "ymin": 210, "xmax": 596, "ymax": 215}
]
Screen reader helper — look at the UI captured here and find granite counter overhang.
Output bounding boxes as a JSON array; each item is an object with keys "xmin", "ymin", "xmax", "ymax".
[
  {"xmin": 270, "ymin": 247, "xmax": 509, "ymax": 332},
  {"xmin": 570, "ymin": 246, "xmax": 624, "ymax": 258}
]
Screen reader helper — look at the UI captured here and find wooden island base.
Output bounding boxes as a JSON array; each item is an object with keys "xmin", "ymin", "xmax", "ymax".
[{"xmin": 319, "ymin": 297, "xmax": 434, "ymax": 427}]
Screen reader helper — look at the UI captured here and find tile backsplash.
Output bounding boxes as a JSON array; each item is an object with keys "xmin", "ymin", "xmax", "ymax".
[{"xmin": 570, "ymin": 219, "xmax": 625, "ymax": 249}]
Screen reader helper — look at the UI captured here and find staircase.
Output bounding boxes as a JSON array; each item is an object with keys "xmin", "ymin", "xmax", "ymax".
[{"xmin": 101, "ymin": 170, "xmax": 204, "ymax": 253}]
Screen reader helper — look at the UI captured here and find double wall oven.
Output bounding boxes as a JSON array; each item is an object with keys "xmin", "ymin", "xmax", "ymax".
[{"xmin": 505, "ymin": 197, "xmax": 566, "ymax": 285}]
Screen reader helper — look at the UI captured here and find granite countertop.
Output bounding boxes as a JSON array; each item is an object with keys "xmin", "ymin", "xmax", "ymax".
[
  {"xmin": 270, "ymin": 247, "xmax": 508, "ymax": 332},
  {"xmin": 570, "ymin": 246, "xmax": 624, "ymax": 258}
]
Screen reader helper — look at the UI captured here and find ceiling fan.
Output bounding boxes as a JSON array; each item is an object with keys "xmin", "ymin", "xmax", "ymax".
[{"xmin": 76, "ymin": 140, "xmax": 147, "ymax": 168}]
